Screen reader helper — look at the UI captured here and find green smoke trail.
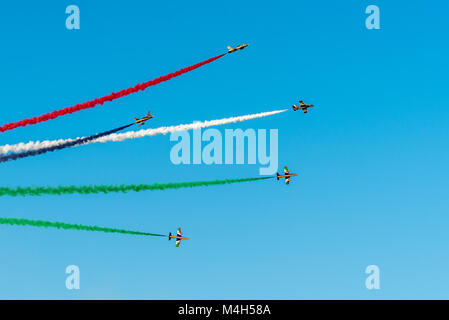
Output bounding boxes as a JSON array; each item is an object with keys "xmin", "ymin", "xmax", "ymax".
[
  {"xmin": 0, "ymin": 177, "xmax": 272, "ymax": 197},
  {"xmin": 0, "ymin": 217, "xmax": 166, "ymax": 237}
]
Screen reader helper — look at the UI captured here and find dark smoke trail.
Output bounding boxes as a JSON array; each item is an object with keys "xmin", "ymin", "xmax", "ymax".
[
  {"xmin": 0, "ymin": 217, "xmax": 166, "ymax": 237},
  {"xmin": 0, "ymin": 177, "xmax": 272, "ymax": 197},
  {"xmin": 0, "ymin": 54, "xmax": 226, "ymax": 133},
  {"xmin": 0, "ymin": 123, "xmax": 134, "ymax": 163}
]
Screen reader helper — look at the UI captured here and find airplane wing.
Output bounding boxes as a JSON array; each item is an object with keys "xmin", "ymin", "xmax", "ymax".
[
  {"xmin": 177, "ymin": 228, "xmax": 182, "ymax": 237},
  {"xmin": 299, "ymin": 101, "xmax": 305, "ymax": 105},
  {"xmin": 285, "ymin": 177, "xmax": 290, "ymax": 185},
  {"xmin": 227, "ymin": 46, "xmax": 233, "ymax": 50},
  {"xmin": 176, "ymin": 240, "xmax": 181, "ymax": 247},
  {"xmin": 284, "ymin": 166, "xmax": 289, "ymax": 174},
  {"xmin": 303, "ymin": 109, "xmax": 308, "ymax": 113}
]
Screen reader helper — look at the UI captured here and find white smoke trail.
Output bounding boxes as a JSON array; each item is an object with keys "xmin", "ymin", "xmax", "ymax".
[{"xmin": 0, "ymin": 109, "xmax": 287, "ymax": 155}]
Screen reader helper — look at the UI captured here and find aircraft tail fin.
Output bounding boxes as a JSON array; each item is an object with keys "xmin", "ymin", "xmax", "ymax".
[
  {"xmin": 277, "ymin": 173, "xmax": 280, "ymax": 180},
  {"xmin": 168, "ymin": 232, "xmax": 172, "ymax": 240}
]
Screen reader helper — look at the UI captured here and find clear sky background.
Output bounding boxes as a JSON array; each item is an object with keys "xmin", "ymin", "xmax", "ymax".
[{"xmin": 0, "ymin": 0, "xmax": 448, "ymax": 299}]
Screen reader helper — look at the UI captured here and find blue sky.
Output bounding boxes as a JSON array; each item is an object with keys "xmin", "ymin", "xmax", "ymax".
[{"xmin": 0, "ymin": 0, "xmax": 448, "ymax": 299}]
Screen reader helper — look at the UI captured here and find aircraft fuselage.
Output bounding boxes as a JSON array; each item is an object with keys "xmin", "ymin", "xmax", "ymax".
[
  {"xmin": 169, "ymin": 236, "xmax": 189, "ymax": 240},
  {"xmin": 228, "ymin": 44, "xmax": 249, "ymax": 53},
  {"xmin": 278, "ymin": 174, "xmax": 298, "ymax": 179},
  {"xmin": 136, "ymin": 116, "xmax": 153, "ymax": 123}
]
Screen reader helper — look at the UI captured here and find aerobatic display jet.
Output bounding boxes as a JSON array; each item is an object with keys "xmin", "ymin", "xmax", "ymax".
[
  {"xmin": 134, "ymin": 111, "xmax": 154, "ymax": 127},
  {"xmin": 277, "ymin": 166, "xmax": 298, "ymax": 185},
  {"xmin": 292, "ymin": 100, "xmax": 315, "ymax": 113},
  {"xmin": 227, "ymin": 44, "xmax": 249, "ymax": 53},
  {"xmin": 169, "ymin": 228, "xmax": 189, "ymax": 247}
]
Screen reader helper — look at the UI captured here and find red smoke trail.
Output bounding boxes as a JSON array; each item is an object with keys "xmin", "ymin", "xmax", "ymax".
[{"xmin": 0, "ymin": 53, "xmax": 226, "ymax": 133}]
